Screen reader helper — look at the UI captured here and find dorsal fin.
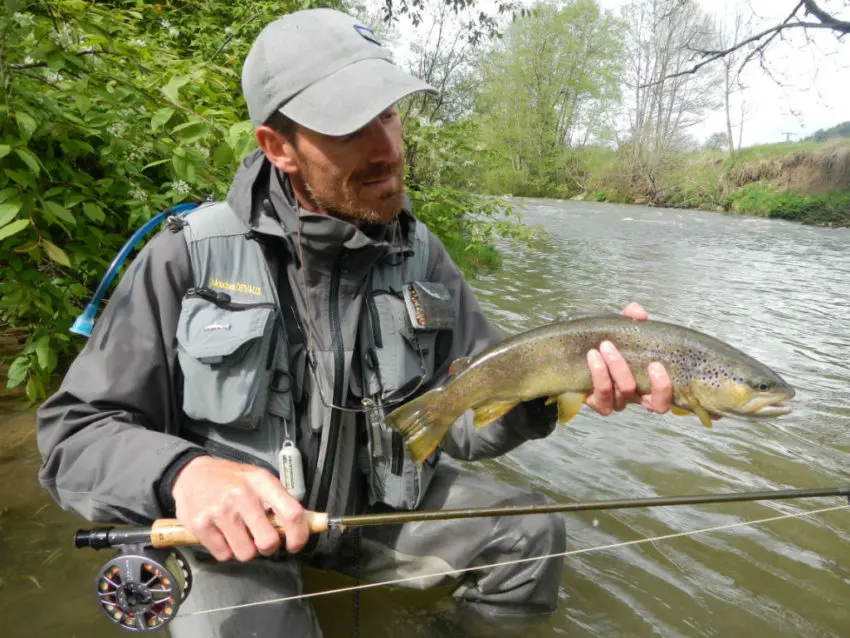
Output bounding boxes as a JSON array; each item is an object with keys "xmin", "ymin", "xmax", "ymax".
[
  {"xmin": 554, "ymin": 311, "xmax": 622, "ymax": 323},
  {"xmin": 449, "ymin": 356, "xmax": 472, "ymax": 376}
]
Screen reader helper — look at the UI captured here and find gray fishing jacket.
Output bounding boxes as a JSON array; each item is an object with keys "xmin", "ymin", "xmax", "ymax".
[{"xmin": 36, "ymin": 149, "xmax": 556, "ymax": 557}]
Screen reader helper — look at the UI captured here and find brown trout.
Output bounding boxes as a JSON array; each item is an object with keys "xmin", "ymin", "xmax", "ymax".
[{"xmin": 383, "ymin": 313, "xmax": 795, "ymax": 465}]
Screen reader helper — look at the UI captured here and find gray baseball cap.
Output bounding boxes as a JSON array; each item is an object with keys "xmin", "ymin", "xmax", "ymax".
[{"xmin": 242, "ymin": 8, "xmax": 436, "ymax": 136}]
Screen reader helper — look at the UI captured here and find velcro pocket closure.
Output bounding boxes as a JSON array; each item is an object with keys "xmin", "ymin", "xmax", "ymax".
[{"xmin": 176, "ymin": 295, "xmax": 277, "ymax": 430}]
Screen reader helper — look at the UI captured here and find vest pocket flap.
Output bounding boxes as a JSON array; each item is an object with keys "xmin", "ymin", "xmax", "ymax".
[
  {"xmin": 177, "ymin": 296, "xmax": 275, "ymax": 363},
  {"xmin": 176, "ymin": 294, "xmax": 278, "ymax": 431}
]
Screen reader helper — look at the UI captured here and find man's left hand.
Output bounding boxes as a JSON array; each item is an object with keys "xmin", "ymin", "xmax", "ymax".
[{"xmin": 584, "ymin": 302, "xmax": 673, "ymax": 416}]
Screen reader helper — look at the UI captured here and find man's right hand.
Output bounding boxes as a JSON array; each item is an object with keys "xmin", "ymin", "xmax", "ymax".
[{"xmin": 171, "ymin": 456, "xmax": 310, "ymax": 562}]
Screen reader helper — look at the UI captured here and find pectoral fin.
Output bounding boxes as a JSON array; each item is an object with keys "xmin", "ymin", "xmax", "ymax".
[
  {"xmin": 693, "ymin": 405, "xmax": 713, "ymax": 429},
  {"xmin": 473, "ymin": 401, "xmax": 519, "ymax": 428},
  {"xmin": 554, "ymin": 392, "xmax": 586, "ymax": 425},
  {"xmin": 670, "ymin": 406, "xmax": 692, "ymax": 416}
]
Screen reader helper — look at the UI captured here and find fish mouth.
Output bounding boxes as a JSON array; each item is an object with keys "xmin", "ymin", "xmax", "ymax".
[{"xmin": 717, "ymin": 398, "xmax": 794, "ymax": 420}]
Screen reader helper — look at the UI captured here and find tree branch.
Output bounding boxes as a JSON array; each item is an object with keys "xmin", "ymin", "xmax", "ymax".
[{"xmin": 655, "ymin": 0, "xmax": 850, "ymax": 84}]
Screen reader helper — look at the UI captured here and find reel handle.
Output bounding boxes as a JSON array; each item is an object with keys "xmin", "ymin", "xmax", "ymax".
[{"xmin": 149, "ymin": 511, "xmax": 330, "ymax": 548}]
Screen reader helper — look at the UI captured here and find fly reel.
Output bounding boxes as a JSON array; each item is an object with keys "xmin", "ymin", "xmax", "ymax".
[{"xmin": 93, "ymin": 545, "xmax": 192, "ymax": 632}]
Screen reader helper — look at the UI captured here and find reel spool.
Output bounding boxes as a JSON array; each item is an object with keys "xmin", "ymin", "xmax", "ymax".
[{"xmin": 94, "ymin": 545, "xmax": 192, "ymax": 632}]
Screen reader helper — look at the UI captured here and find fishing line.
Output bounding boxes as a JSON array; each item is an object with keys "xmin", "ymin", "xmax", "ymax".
[{"xmin": 183, "ymin": 502, "xmax": 848, "ymax": 619}]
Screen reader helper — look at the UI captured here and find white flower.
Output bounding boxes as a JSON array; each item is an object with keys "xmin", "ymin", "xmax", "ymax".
[
  {"xmin": 169, "ymin": 27, "xmax": 179, "ymax": 37},
  {"xmin": 52, "ymin": 24, "xmax": 76, "ymax": 49},
  {"xmin": 160, "ymin": 19, "xmax": 172, "ymax": 28},
  {"xmin": 23, "ymin": 56, "xmax": 35, "ymax": 65},
  {"xmin": 130, "ymin": 185, "xmax": 148, "ymax": 201},
  {"xmin": 173, "ymin": 180, "xmax": 191, "ymax": 196},
  {"xmin": 224, "ymin": 27, "xmax": 233, "ymax": 35},
  {"xmin": 14, "ymin": 12, "xmax": 35, "ymax": 27},
  {"xmin": 45, "ymin": 71, "xmax": 65, "ymax": 84},
  {"xmin": 192, "ymin": 144, "xmax": 210, "ymax": 158},
  {"xmin": 107, "ymin": 122, "xmax": 127, "ymax": 137},
  {"xmin": 130, "ymin": 39, "xmax": 147, "ymax": 48}
]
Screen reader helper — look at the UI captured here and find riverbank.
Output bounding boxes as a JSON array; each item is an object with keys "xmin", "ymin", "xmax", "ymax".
[{"xmin": 582, "ymin": 139, "xmax": 850, "ymax": 227}]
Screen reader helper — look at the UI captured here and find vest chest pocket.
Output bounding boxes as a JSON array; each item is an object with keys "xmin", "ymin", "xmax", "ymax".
[{"xmin": 176, "ymin": 294, "xmax": 278, "ymax": 431}]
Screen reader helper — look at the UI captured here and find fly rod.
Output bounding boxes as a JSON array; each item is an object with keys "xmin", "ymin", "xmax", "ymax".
[
  {"xmin": 74, "ymin": 484, "xmax": 850, "ymax": 633},
  {"xmin": 75, "ymin": 485, "xmax": 850, "ymax": 551}
]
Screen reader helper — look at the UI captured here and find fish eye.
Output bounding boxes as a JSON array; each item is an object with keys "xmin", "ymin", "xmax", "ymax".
[{"xmin": 749, "ymin": 378, "xmax": 772, "ymax": 392}]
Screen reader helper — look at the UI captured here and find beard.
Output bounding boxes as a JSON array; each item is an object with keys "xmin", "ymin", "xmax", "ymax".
[{"xmin": 299, "ymin": 156, "xmax": 406, "ymax": 225}]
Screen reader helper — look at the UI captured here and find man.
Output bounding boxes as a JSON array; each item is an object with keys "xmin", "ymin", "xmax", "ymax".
[{"xmin": 36, "ymin": 8, "xmax": 673, "ymax": 637}]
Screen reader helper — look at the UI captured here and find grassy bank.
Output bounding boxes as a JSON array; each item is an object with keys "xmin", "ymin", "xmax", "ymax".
[{"xmin": 584, "ymin": 139, "xmax": 850, "ymax": 227}]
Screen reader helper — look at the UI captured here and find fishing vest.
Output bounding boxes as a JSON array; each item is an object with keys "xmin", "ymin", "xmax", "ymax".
[{"xmin": 172, "ymin": 200, "xmax": 443, "ymax": 511}]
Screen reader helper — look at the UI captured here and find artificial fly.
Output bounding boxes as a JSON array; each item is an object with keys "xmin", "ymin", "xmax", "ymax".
[{"xmin": 74, "ymin": 486, "xmax": 850, "ymax": 632}]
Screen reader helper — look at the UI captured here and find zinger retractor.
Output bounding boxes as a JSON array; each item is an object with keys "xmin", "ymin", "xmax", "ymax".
[{"xmin": 93, "ymin": 545, "xmax": 192, "ymax": 632}]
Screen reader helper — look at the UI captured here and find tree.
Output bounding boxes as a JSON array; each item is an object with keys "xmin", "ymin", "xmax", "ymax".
[
  {"xmin": 473, "ymin": 0, "xmax": 624, "ymax": 195},
  {"xmin": 617, "ymin": 0, "xmax": 721, "ymax": 196},
  {"xmin": 715, "ymin": 5, "xmax": 751, "ymax": 155},
  {"xmin": 668, "ymin": 0, "xmax": 850, "ymax": 79}
]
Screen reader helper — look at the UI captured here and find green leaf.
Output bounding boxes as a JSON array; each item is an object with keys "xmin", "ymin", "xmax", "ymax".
[
  {"xmin": 172, "ymin": 120, "xmax": 208, "ymax": 144},
  {"xmin": 7, "ymin": 169, "xmax": 36, "ymax": 188},
  {"xmin": 34, "ymin": 336, "xmax": 51, "ymax": 371},
  {"xmin": 15, "ymin": 148, "xmax": 41, "ymax": 176},
  {"xmin": 0, "ymin": 219, "xmax": 30, "ymax": 241},
  {"xmin": 151, "ymin": 107, "xmax": 176, "ymax": 132},
  {"xmin": 0, "ymin": 199, "xmax": 22, "ymax": 227},
  {"xmin": 6, "ymin": 356, "xmax": 30, "ymax": 389},
  {"xmin": 141, "ymin": 158, "xmax": 170, "ymax": 171},
  {"xmin": 64, "ymin": 192, "xmax": 87, "ymax": 208},
  {"xmin": 15, "ymin": 112, "xmax": 38, "ymax": 140},
  {"xmin": 212, "ymin": 143, "xmax": 233, "ymax": 167},
  {"xmin": 172, "ymin": 155, "xmax": 195, "ymax": 182},
  {"xmin": 42, "ymin": 239, "xmax": 71, "ymax": 267},
  {"xmin": 162, "ymin": 75, "xmax": 190, "ymax": 104},
  {"xmin": 42, "ymin": 201, "xmax": 77, "ymax": 226},
  {"xmin": 0, "ymin": 145, "xmax": 11, "ymax": 159},
  {"xmin": 82, "ymin": 202, "xmax": 105, "ymax": 222},
  {"xmin": 26, "ymin": 374, "xmax": 45, "ymax": 402}
]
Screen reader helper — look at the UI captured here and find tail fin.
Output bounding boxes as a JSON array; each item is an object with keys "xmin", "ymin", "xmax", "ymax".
[{"xmin": 383, "ymin": 389, "xmax": 457, "ymax": 465}]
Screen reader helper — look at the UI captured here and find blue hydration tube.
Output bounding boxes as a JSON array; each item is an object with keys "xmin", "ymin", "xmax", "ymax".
[{"xmin": 70, "ymin": 202, "xmax": 201, "ymax": 338}]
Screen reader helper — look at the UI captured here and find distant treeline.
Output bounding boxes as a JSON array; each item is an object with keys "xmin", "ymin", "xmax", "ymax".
[{"xmin": 803, "ymin": 121, "xmax": 850, "ymax": 143}]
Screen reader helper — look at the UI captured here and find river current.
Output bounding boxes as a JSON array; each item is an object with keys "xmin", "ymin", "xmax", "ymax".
[{"xmin": 1, "ymin": 199, "xmax": 848, "ymax": 637}]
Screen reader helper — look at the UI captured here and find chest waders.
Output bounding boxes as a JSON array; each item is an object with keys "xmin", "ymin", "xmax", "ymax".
[{"xmin": 172, "ymin": 200, "xmax": 444, "ymax": 511}]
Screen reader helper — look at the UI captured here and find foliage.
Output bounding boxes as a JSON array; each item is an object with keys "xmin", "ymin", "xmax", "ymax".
[
  {"xmin": 0, "ymin": 0, "xmax": 537, "ymax": 403},
  {"xmin": 804, "ymin": 120, "xmax": 850, "ymax": 143},
  {"xmin": 470, "ymin": 0, "xmax": 623, "ymax": 197},
  {"xmin": 0, "ymin": 0, "xmax": 341, "ymax": 402}
]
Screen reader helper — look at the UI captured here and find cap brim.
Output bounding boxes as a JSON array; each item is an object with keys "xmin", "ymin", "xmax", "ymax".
[{"xmin": 279, "ymin": 58, "xmax": 437, "ymax": 136}]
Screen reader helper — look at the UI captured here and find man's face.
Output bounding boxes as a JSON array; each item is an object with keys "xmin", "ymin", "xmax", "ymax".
[{"xmin": 287, "ymin": 107, "xmax": 405, "ymax": 225}]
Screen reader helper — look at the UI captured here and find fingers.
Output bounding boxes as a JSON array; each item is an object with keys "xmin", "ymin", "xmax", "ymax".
[
  {"xmin": 585, "ymin": 348, "xmax": 614, "ymax": 415},
  {"xmin": 252, "ymin": 473, "xmax": 309, "ymax": 554},
  {"xmin": 639, "ymin": 362, "xmax": 673, "ymax": 414},
  {"xmin": 620, "ymin": 302, "xmax": 648, "ymax": 321},
  {"xmin": 191, "ymin": 486, "xmax": 273, "ymax": 563},
  {"xmin": 172, "ymin": 457, "xmax": 309, "ymax": 562},
  {"xmin": 586, "ymin": 342, "xmax": 638, "ymax": 416}
]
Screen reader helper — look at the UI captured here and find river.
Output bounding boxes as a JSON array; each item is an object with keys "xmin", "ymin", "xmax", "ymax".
[{"xmin": 1, "ymin": 199, "xmax": 849, "ymax": 637}]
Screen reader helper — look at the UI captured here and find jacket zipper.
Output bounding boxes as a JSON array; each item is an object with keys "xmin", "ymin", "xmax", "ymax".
[
  {"xmin": 313, "ymin": 256, "xmax": 345, "ymax": 516},
  {"xmin": 182, "ymin": 429, "xmax": 279, "ymax": 477}
]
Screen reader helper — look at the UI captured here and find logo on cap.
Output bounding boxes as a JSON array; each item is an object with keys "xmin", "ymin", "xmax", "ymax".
[{"xmin": 354, "ymin": 24, "xmax": 381, "ymax": 46}]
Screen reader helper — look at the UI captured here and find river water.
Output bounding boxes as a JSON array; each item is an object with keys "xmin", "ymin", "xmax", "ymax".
[{"xmin": 1, "ymin": 199, "xmax": 849, "ymax": 637}]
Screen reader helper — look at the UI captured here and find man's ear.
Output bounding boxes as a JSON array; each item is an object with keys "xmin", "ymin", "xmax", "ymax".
[{"xmin": 255, "ymin": 126, "xmax": 299, "ymax": 175}]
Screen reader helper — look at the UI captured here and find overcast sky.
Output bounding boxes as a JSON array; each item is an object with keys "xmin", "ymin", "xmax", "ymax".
[
  {"xmin": 379, "ymin": 0, "xmax": 850, "ymax": 147},
  {"xmin": 594, "ymin": 0, "xmax": 850, "ymax": 146}
]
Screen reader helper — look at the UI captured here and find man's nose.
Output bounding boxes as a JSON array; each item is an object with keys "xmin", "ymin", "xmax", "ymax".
[{"xmin": 362, "ymin": 118, "xmax": 400, "ymax": 164}]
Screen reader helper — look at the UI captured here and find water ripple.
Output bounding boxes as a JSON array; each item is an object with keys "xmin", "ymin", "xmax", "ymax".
[{"xmin": 469, "ymin": 199, "xmax": 850, "ymax": 637}]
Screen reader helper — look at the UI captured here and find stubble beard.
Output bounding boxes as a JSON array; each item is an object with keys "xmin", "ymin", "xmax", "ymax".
[{"xmin": 301, "ymin": 161, "xmax": 405, "ymax": 226}]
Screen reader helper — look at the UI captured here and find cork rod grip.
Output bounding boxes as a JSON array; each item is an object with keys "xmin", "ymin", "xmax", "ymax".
[{"xmin": 149, "ymin": 511, "xmax": 330, "ymax": 548}]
